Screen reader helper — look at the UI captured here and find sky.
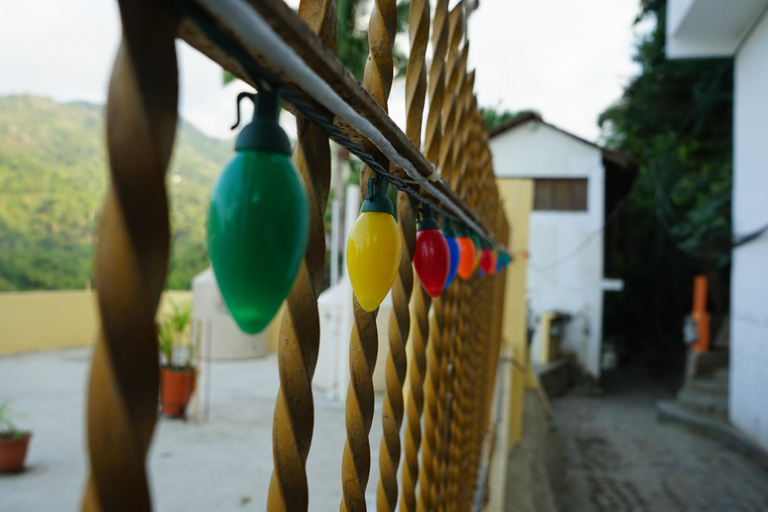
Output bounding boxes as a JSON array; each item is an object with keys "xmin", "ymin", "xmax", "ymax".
[{"xmin": 0, "ymin": 0, "xmax": 644, "ymax": 143}]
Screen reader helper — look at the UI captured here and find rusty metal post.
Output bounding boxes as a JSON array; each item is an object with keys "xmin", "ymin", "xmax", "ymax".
[
  {"xmin": 80, "ymin": 1, "xmax": 178, "ymax": 510},
  {"xmin": 340, "ymin": 1, "xmax": 397, "ymax": 511},
  {"xmin": 396, "ymin": 0, "xmax": 432, "ymax": 510},
  {"xmin": 453, "ymin": 109, "xmax": 479, "ymax": 512},
  {"xmin": 377, "ymin": 193, "xmax": 415, "ymax": 512},
  {"xmin": 415, "ymin": 1, "xmax": 449, "ymax": 511},
  {"xmin": 267, "ymin": 2, "xmax": 337, "ymax": 511},
  {"xmin": 444, "ymin": 66, "xmax": 476, "ymax": 512},
  {"xmin": 430, "ymin": 5, "xmax": 466, "ymax": 510}
]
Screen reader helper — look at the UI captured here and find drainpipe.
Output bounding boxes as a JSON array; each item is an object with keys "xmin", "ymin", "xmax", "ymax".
[{"xmin": 691, "ymin": 275, "xmax": 711, "ymax": 354}]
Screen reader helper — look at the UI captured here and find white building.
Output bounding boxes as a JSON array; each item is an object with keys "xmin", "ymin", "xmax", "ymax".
[
  {"xmin": 489, "ymin": 114, "xmax": 637, "ymax": 377},
  {"xmin": 667, "ymin": 0, "xmax": 768, "ymax": 451}
]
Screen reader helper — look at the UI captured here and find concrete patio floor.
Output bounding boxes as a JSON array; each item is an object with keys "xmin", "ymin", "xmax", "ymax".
[{"xmin": 0, "ymin": 347, "xmax": 384, "ymax": 511}]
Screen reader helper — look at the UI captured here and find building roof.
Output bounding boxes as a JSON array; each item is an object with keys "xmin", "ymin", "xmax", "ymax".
[{"xmin": 488, "ymin": 113, "xmax": 641, "ymax": 170}]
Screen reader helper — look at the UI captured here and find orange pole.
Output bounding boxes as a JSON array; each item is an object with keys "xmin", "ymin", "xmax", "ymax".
[{"xmin": 691, "ymin": 275, "xmax": 710, "ymax": 353}]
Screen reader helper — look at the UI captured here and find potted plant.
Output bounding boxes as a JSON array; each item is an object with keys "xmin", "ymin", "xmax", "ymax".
[
  {"xmin": 158, "ymin": 301, "xmax": 197, "ymax": 418},
  {"xmin": 0, "ymin": 402, "xmax": 31, "ymax": 473}
]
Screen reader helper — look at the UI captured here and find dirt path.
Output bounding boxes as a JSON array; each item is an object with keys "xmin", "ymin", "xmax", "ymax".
[{"xmin": 551, "ymin": 374, "xmax": 768, "ymax": 511}]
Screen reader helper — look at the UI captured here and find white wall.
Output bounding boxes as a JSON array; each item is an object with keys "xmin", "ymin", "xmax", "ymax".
[
  {"xmin": 491, "ymin": 122, "xmax": 605, "ymax": 376},
  {"xmin": 730, "ymin": 12, "xmax": 768, "ymax": 451},
  {"xmin": 666, "ymin": 0, "xmax": 768, "ymax": 58}
]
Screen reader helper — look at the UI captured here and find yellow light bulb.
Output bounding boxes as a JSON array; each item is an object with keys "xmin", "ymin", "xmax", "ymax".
[{"xmin": 347, "ymin": 211, "xmax": 402, "ymax": 312}]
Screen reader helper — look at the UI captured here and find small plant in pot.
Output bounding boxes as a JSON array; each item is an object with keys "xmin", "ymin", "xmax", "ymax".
[
  {"xmin": 158, "ymin": 301, "xmax": 197, "ymax": 418},
  {"xmin": 0, "ymin": 402, "xmax": 32, "ymax": 473}
]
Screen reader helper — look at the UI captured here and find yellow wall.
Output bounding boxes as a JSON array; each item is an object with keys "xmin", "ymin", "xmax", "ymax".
[
  {"xmin": 485, "ymin": 179, "xmax": 533, "ymax": 511},
  {"xmin": 0, "ymin": 290, "xmax": 192, "ymax": 357},
  {"xmin": 497, "ymin": 179, "xmax": 533, "ymax": 446},
  {"xmin": 497, "ymin": 178, "xmax": 533, "ymax": 350},
  {"xmin": 0, "ymin": 289, "xmax": 285, "ymax": 357}
]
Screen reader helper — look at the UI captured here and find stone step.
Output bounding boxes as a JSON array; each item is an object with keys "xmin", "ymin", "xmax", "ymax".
[
  {"xmin": 534, "ymin": 358, "xmax": 574, "ymax": 399},
  {"xmin": 677, "ymin": 388, "xmax": 728, "ymax": 418},
  {"xmin": 690, "ymin": 351, "xmax": 729, "ymax": 378},
  {"xmin": 714, "ymin": 368, "xmax": 730, "ymax": 384},
  {"xmin": 688, "ymin": 377, "xmax": 729, "ymax": 396}
]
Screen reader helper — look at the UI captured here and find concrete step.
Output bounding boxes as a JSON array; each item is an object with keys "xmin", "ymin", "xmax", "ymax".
[
  {"xmin": 656, "ymin": 400, "xmax": 768, "ymax": 471},
  {"xmin": 677, "ymin": 388, "xmax": 728, "ymax": 418},
  {"xmin": 690, "ymin": 351, "xmax": 729, "ymax": 378},
  {"xmin": 688, "ymin": 377, "xmax": 729, "ymax": 396},
  {"xmin": 714, "ymin": 368, "xmax": 730, "ymax": 384},
  {"xmin": 534, "ymin": 358, "xmax": 574, "ymax": 399}
]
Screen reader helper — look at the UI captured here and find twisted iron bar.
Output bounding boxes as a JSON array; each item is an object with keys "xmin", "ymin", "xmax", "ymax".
[
  {"xmin": 379, "ymin": 0, "xmax": 430, "ymax": 509},
  {"xmin": 376, "ymin": 192, "xmax": 415, "ymax": 512},
  {"xmin": 340, "ymin": 1, "xmax": 397, "ymax": 511},
  {"xmin": 430, "ymin": 6, "xmax": 466, "ymax": 509},
  {"xmin": 453, "ymin": 109, "xmax": 482, "ymax": 512},
  {"xmin": 416, "ymin": 3, "xmax": 449, "ymax": 510},
  {"xmin": 439, "ymin": 6, "xmax": 467, "ymax": 185},
  {"xmin": 446, "ymin": 58, "xmax": 476, "ymax": 512},
  {"xmin": 81, "ymin": 1, "xmax": 178, "ymax": 510},
  {"xmin": 266, "ymin": 1, "xmax": 336, "ymax": 510},
  {"xmin": 340, "ymin": 299, "xmax": 379, "ymax": 512}
]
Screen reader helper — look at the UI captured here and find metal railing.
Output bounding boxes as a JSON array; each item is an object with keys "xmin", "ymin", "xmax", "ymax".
[{"xmin": 81, "ymin": 0, "xmax": 511, "ymax": 511}]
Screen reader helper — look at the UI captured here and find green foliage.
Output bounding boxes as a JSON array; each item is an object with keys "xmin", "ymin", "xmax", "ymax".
[
  {"xmin": 220, "ymin": 1, "xmax": 411, "ymax": 85},
  {"xmin": 0, "ymin": 402, "xmax": 24, "ymax": 438},
  {"xmin": 598, "ymin": 0, "xmax": 732, "ymax": 366},
  {"xmin": 481, "ymin": 107, "xmax": 540, "ymax": 131},
  {"xmin": 157, "ymin": 300, "xmax": 195, "ymax": 369},
  {"xmin": 0, "ymin": 95, "xmax": 232, "ymax": 291},
  {"xmin": 337, "ymin": 0, "xmax": 369, "ymax": 81},
  {"xmin": 337, "ymin": 0, "xmax": 411, "ymax": 81},
  {"xmin": 599, "ymin": 1, "xmax": 732, "ymax": 264},
  {"xmin": 222, "ymin": 69, "xmax": 237, "ymax": 86}
]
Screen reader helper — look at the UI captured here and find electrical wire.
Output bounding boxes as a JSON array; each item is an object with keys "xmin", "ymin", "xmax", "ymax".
[
  {"xmin": 176, "ymin": 0, "xmax": 508, "ymax": 255},
  {"xmin": 732, "ymin": 221, "xmax": 768, "ymax": 249},
  {"xmin": 527, "ymin": 191, "xmax": 632, "ymax": 272}
]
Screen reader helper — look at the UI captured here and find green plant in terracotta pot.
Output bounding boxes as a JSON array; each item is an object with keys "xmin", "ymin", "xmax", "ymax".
[
  {"xmin": 158, "ymin": 301, "xmax": 197, "ymax": 418},
  {"xmin": 0, "ymin": 402, "xmax": 31, "ymax": 472}
]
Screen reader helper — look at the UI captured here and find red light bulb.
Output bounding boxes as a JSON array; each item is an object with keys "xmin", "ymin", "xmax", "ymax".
[
  {"xmin": 488, "ymin": 250, "xmax": 497, "ymax": 275},
  {"xmin": 479, "ymin": 247, "xmax": 495, "ymax": 275},
  {"xmin": 414, "ymin": 209, "xmax": 450, "ymax": 297}
]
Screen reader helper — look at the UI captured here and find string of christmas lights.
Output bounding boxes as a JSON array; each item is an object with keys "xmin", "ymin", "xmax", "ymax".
[{"xmin": 180, "ymin": 0, "xmax": 513, "ymax": 329}]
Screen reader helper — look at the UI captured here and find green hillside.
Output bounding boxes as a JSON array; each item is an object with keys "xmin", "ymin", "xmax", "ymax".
[{"xmin": 0, "ymin": 95, "xmax": 231, "ymax": 291}]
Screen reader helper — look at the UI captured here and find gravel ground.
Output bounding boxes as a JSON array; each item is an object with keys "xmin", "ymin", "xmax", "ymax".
[
  {"xmin": 0, "ymin": 347, "xmax": 383, "ymax": 512},
  {"xmin": 551, "ymin": 373, "xmax": 768, "ymax": 512}
]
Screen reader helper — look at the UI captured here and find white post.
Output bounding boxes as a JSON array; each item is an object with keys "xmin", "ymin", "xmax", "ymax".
[
  {"xmin": 333, "ymin": 184, "xmax": 360, "ymax": 400},
  {"xmin": 343, "ymin": 184, "xmax": 359, "ymax": 280},
  {"xmin": 330, "ymin": 199, "xmax": 341, "ymax": 286}
]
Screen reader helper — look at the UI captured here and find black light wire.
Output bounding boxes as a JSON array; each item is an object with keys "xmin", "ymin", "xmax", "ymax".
[{"xmin": 170, "ymin": 0, "xmax": 509, "ymax": 256}]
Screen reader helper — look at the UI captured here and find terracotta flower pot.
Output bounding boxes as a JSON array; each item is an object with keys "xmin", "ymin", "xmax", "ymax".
[
  {"xmin": 0, "ymin": 432, "xmax": 31, "ymax": 473},
  {"xmin": 160, "ymin": 367, "xmax": 196, "ymax": 418}
]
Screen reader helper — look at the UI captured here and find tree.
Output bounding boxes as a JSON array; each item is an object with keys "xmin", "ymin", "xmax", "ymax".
[
  {"xmin": 222, "ymin": 1, "xmax": 410, "ymax": 84},
  {"xmin": 481, "ymin": 106, "xmax": 540, "ymax": 131},
  {"xmin": 598, "ymin": 0, "xmax": 732, "ymax": 373}
]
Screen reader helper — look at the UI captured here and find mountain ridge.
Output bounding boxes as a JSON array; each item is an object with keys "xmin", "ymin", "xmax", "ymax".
[{"xmin": 0, "ymin": 94, "xmax": 231, "ymax": 290}]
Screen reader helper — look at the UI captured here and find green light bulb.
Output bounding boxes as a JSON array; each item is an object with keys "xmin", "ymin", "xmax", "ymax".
[{"xmin": 208, "ymin": 90, "xmax": 308, "ymax": 334}]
